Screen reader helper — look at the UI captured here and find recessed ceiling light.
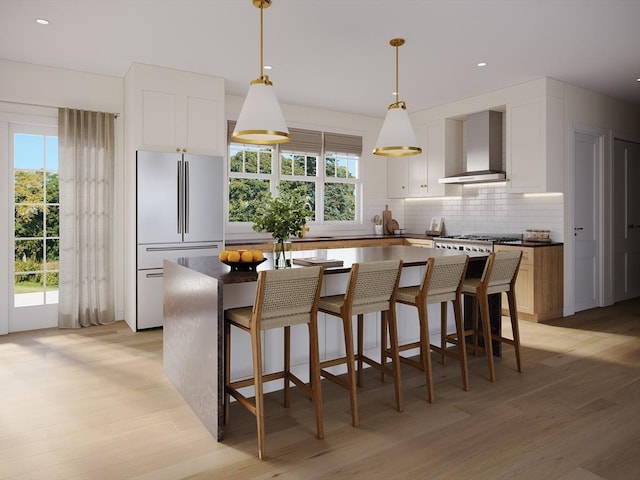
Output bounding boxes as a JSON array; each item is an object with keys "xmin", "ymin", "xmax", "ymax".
[
  {"xmin": 35, "ymin": 18, "xmax": 50, "ymax": 25},
  {"xmin": 264, "ymin": 65, "xmax": 272, "ymax": 70},
  {"xmin": 477, "ymin": 62, "xmax": 488, "ymax": 67}
]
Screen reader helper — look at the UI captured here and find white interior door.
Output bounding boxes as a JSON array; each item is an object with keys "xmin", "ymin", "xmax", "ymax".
[
  {"xmin": 613, "ymin": 139, "xmax": 640, "ymax": 302},
  {"xmin": 573, "ymin": 131, "xmax": 602, "ymax": 312}
]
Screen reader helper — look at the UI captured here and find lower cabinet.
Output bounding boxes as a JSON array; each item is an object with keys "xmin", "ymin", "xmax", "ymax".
[
  {"xmin": 404, "ymin": 238, "xmax": 434, "ymax": 248},
  {"xmin": 494, "ymin": 244, "xmax": 563, "ymax": 322}
]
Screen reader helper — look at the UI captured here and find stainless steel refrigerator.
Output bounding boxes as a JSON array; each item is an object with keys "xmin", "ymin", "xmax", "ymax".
[{"xmin": 136, "ymin": 150, "xmax": 224, "ymax": 329}]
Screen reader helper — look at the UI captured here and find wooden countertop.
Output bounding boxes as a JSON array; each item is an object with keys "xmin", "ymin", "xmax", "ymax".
[{"xmin": 173, "ymin": 245, "xmax": 487, "ymax": 285}]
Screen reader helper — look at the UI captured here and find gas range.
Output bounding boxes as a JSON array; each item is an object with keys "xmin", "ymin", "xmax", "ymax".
[{"xmin": 433, "ymin": 234, "xmax": 522, "ymax": 253}]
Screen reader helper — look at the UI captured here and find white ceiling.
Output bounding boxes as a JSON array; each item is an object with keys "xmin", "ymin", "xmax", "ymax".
[{"xmin": 1, "ymin": 0, "xmax": 638, "ymax": 118}]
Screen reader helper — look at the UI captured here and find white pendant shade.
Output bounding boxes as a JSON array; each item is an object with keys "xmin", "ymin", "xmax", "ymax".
[
  {"xmin": 373, "ymin": 105, "xmax": 422, "ymax": 156},
  {"xmin": 232, "ymin": 80, "xmax": 290, "ymax": 145}
]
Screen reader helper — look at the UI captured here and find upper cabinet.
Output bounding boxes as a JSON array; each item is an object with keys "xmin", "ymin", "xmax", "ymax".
[
  {"xmin": 387, "ymin": 119, "xmax": 462, "ymax": 198},
  {"xmin": 506, "ymin": 96, "xmax": 563, "ymax": 193},
  {"xmin": 125, "ymin": 63, "xmax": 225, "ymax": 156}
]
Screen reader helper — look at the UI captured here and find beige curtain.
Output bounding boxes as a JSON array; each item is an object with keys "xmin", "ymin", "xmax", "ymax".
[{"xmin": 58, "ymin": 108, "xmax": 115, "ymax": 328}]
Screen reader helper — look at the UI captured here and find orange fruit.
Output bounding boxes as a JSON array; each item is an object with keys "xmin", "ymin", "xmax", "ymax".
[
  {"xmin": 240, "ymin": 250, "xmax": 254, "ymax": 263},
  {"xmin": 227, "ymin": 251, "xmax": 241, "ymax": 263},
  {"xmin": 252, "ymin": 250, "xmax": 264, "ymax": 261},
  {"xmin": 218, "ymin": 250, "xmax": 230, "ymax": 261}
]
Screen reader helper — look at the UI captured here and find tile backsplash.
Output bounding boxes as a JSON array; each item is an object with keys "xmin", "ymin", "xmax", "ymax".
[{"xmin": 402, "ymin": 185, "xmax": 564, "ymax": 241}]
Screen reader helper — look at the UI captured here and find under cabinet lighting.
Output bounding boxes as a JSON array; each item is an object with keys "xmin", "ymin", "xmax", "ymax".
[
  {"xmin": 462, "ymin": 181, "xmax": 506, "ymax": 188},
  {"xmin": 405, "ymin": 196, "xmax": 462, "ymax": 201},
  {"xmin": 522, "ymin": 192, "xmax": 563, "ymax": 198}
]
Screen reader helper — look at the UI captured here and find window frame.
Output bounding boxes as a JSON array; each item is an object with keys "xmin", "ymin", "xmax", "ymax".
[{"xmin": 227, "ymin": 130, "xmax": 362, "ymax": 232}]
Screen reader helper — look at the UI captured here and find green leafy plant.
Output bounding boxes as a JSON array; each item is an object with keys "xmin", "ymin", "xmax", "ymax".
[{"xmin": 251, "ymin": 188, "xmax": 312, "ymax": 241}]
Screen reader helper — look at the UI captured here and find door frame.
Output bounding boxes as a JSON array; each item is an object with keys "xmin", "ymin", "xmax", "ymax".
[
  {"xmin": 612, "ymin": 132, "xmax": 640, "ymax": 302},
  {"xmin": 0, "ymin": 107, "xmax": 58, "ymax": 335},
  {"xmin": 566, "ymin": 124, "xmax": 605, "ymax": 315}
]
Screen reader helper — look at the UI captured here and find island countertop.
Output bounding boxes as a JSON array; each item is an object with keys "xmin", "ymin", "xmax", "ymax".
[{"xmin": 176, "ymin": 245, "xmax": 489, "ymax": 284}]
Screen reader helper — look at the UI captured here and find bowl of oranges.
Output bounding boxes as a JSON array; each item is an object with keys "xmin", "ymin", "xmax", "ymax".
[{"xmin": 219, "ymin": 249, "xmax": 266, "ymax": 271}]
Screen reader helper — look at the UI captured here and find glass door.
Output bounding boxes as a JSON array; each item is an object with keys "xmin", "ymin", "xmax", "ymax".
[{"xmin": 9, "ymin": 123, "xmax": 59, "ymax": 332}]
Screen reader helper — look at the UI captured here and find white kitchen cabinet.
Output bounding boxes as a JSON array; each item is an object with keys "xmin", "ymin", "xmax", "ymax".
[
  {"xmin": 123, "ymin": 63, "xmax": 226, "ymax": 331},
  {"xmin": 386, "ymin": 120, "xmax": 462, "ymax": 198},
  {"xmin": 424, "ymin": 119, "xmax": 462, "ymax": 197},
  {"xmin": 125, "ymin": 63, "xmax": 225, "ymax": 155},
  {"xmin": 506, "ymin": 96, "xmax": 563, "ymax": 193},
  {"xmin": 387, "ymin": 156, "xmax": 408, "ymax": 198}
]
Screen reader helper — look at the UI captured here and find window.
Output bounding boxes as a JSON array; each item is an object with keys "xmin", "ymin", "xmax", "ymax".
[
  {"xmin": 13, "ymin": 131, "xmax": 59, "ymax": 307},
  {"xmin": 228, "ymin": 122, "xmax": 362, "ymax": 226}
]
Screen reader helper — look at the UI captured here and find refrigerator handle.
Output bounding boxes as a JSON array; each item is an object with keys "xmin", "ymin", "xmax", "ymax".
[
  {"xmin": 185, "ymin": 160, "xmax": 190, "ymax": 234},
  {"xmin": 177, "ymin": 160, "xmax": 182, "ymax": 234}
]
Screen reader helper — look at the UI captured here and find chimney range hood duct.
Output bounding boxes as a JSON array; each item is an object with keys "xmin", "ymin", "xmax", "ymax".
[{"xmin": 439, "ymin": 110, "xmax": 506, "ymax": 184}]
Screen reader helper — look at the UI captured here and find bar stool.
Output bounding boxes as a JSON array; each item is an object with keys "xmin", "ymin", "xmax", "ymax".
[
  {"xmin": 318, "ymin": 259, "xmax": 404, "ymax": 427},
  {"xmin": 458, "ymin": 251, "xmax": 522, "ymax": 382},
  {"xmin": 393, "ymin": 254, "xmax": 470, "ymax": 403},
  {"xmin": 224, "ymin": 266, "xmax": 324, "ymax": 460}
]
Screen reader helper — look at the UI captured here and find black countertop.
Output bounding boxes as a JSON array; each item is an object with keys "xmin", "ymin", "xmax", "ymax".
[
  {"xmin": 226, "ymin": 234, "xmax": 562, "ymax": 248},
  {"xmin": 495, "ymin": 240, "xmax": 563, "ymax": 248},
  {"xmin": 225, "ymin": 233, "xmax": 435, "ymax": 246}
]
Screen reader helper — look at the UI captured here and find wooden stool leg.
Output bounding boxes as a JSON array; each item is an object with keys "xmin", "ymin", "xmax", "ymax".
[
  {"xmin": 440, "ymin": 302, "xmax": 448, "ymax": 365},
  {"xmin": 418, "ymin": 302, "xmax": 434, "ymax": 403},
  {"xmin": 224, "ymin": 322, "xmax": 231, "ymax": 425},
  {"xmin": 342, "ymin": 315, "xmax": 359, "ymax": 427},
  {"xmin": 284, "ymin": 325, "xmax": 291, "ymax": 408},
  {"xmin": 357, "ymin": 314, "xmax": 364, "ymax": 387},
  {"xmin": 380, "ymin": 312, "xmax": 388, "ymax": 382},
  {"xmin": 471, "ymin": 296, "xmax": 479, "ymax": 356},
  {"xmin": 386, "ymin": 309, "xmax": 404, "ymax": 412},
  {"xmin": 308, "ymin": 321, "xmax": 324, "ymax": 439},
  {"xmin": 507, "ymin": 290, "xmax": 522, "ymax": 372},
  {"xmin": 453, "ymin": 296, "xmax": 469, "ymax": 391},
  {"xmin": 251, "ymin": 327, "xmax": 266, "ymax": 459},
  {"xmin": 479, "ymin": 292, "xmax": 495, "ymax": 382}
]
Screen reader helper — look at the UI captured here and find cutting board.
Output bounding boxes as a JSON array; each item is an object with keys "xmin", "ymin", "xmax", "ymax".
[{"xmin": 382, "ymin": 205, "xmax": 393, "ymax": 235}]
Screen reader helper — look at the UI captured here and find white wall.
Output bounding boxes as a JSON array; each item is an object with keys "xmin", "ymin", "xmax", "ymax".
[{"xmin": 0, "ymin": 59, "xmax": 125, "ymax": 321}]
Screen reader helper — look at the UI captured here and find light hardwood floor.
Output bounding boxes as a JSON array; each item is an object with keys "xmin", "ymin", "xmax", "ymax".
[{"xmin": 1, "ymin": 298, "xmax": 638, "ymax": 480}]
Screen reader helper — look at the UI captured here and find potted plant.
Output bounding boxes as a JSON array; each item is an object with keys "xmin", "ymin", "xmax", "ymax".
[{"xmin": 252, "ymin": 188, "xmax": 312, "ymax": 268}]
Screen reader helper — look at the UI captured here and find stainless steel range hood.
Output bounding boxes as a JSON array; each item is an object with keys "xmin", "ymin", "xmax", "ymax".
[{"xmin": 439, "ymin": 110, "xmax": 505, "ymax": 184}]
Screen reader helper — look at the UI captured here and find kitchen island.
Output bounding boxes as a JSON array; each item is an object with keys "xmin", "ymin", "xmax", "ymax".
[{"xmin": 163, "ymin": 246, "xmax": 495, "ymax": 440}]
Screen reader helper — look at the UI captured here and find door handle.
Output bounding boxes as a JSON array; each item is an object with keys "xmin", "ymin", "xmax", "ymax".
[
  {"xmin": 177, "ymin": 161, "xmax": 182, "ymax": 234},
  {"xmin": 574, "ymin": 227, "xmax": 584, "ymax": 231},
  {"xmin": 185, "ymin": 161, "xmax": 190, "ymax": 234}
]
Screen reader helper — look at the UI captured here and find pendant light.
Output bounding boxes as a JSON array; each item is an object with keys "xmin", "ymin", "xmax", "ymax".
[
  {"xmin": 232, "ymin": 0, "xmax": 290, "ymax": 144},
  {"xmin": 373, "ymin": 38, "xmax": 422, "ymax": 156}
]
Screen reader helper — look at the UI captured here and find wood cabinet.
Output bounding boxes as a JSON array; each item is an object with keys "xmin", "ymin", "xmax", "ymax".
[
  {"xmin": 387, "ymin": 119, "xmax": 462, "ymax": 198},
  {"xmin": 125, "ymin": 63, "xmax": 225, "ymax": 155},
  {"xmin": 506, "ymin": 95, "xmax": 563, "ymax": 193},
  {"xmin": 494, "ymin": 244, "xmax": 563, "ymax": 322},
  {"xmin": 404, "ymin": 238, "xmax": 434, "ymax": 248}
]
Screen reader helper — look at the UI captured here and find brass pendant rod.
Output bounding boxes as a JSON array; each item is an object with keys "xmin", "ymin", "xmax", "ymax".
[
  {"xmin": 259, "ymin": 2, "xmax": 264, "ymax": 78},
  {"xmin": 395, "ymin": 41, "xmax": 399, "ymax": 104}
]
